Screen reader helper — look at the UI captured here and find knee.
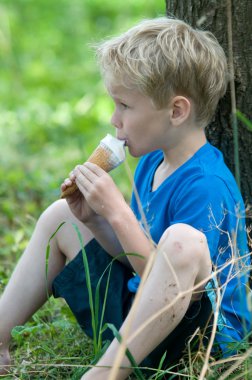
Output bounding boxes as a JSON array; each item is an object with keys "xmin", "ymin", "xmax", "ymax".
[
  {"xmin": 157, "ymin": 223, "xmax": 210, "ymax": 270},
  {"xmin": 37, "ymin": 199, "xmax": 70, "ymax": 232}
]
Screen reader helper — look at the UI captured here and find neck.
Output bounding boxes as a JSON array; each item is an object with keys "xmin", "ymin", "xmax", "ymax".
[
  {"xmin": 152, "ymin": 125, "xmax": 207, "ymax": 191},
  {"xmin": 162, "ymin": 127, "xmax": 207, "ymax": 170}
]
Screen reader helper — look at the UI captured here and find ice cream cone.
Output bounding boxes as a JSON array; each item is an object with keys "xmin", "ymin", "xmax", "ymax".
[{"xmin": 60, "ymin": 134, "xmax": 125, "ymax": 198}]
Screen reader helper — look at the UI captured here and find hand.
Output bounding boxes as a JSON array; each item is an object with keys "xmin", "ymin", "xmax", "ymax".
[
  {"xmin": 61, "ymin": 170, "xmax": 97, "ymax": 223},
  {"xmin": 74, "ymin": 162, "xmax": 127, "ymax": 223}
]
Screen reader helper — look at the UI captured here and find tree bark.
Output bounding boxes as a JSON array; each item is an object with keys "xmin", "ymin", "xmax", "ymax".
[{"xmin": 165, "ymin": 0, "xmax": 252, "ymax": 208}]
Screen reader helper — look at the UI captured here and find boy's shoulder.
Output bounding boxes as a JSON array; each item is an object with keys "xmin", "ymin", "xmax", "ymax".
[
  {"xmin": 135, "ymin": 143, "xmax": 242, "ymax": 204},
  {"xmin": 136, "ymin": 143, "xmax": 226, "ymax": 180}
]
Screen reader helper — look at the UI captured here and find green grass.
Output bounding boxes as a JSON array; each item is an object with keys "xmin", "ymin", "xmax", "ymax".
[{"xmin": 9, "ymin": 302, "xmax": 94, "ymax": 379}]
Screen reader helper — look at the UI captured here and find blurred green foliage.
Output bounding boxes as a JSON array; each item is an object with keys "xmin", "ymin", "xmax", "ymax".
[
  {"xmin": 0, "ymin": 1, "xmax": 165, "ymax": 376},
  {"xmin": 0, "ymin": 0, "xmax": 165, "ymax": 263}
]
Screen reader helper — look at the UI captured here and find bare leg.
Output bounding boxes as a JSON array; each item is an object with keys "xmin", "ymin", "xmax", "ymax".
[
  {"xmin": 0, "ymin": 199, "xmax": 93, "ymax": 374},
  {"xmin": 82, "ymin": 224, "xmax": 212, "ymax": 380}
]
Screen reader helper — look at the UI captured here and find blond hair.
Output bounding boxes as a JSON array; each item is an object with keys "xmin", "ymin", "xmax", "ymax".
[{"xmin": 95, "ymin": 17, "xmax": 228, "ymax": 126}]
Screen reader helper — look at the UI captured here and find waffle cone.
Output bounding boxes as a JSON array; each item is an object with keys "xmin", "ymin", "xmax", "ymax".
[
  {"xmin": 87, "ymin": 145, "xmax": 115, "ymax": 172},
  {"xmin": 60, "ymin": 144, "xmax": 122, "ymax": 198}
]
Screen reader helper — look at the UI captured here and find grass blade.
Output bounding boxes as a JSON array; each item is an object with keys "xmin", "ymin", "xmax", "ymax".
[
  {"xmin": 71, "ymin": 223, "xmax": 98, "ymax": 353},
  {"xmin": 107, "ymin": 323, "xmax": 145, "ymax": 380},
  {"xmin": 236, "ymin": 110, "xmax": 252, "ymax": 131},
  {"xmin": 96, "ymin": 252, "xmax": 144, "ymax": 351},
  {"xmin": 45, "ymin": 221, "xmax": 66, "ymax": 299}
]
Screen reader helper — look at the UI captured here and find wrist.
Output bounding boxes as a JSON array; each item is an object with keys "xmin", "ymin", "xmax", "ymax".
[
  {"xmin": 85, "ymin": 213, "xmax": 105, "ymax": 229},
  {"xmin": 108, "ymin": 204, "xmax": 136, "ymax": 230}
]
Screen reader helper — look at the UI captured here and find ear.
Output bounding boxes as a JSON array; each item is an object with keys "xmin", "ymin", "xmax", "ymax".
[{"xmin": 170, "ymin": 96, "xmax": 191, "ymax": 125}]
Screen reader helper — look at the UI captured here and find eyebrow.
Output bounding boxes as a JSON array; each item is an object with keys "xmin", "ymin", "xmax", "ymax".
[
  {"xmin": 109, "ymin": 92, "xmax": 129, "ymax": 104},
  {"xmin": 107, "ymin": 85, "xmax": 127, "ymax": 98},
  {"xmin": 107, "ymin": 85, "xmax": 133, "ymax": 104}
]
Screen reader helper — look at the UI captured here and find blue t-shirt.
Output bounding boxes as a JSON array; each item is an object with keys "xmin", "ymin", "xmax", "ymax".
[{"xmin": 128, "ymin": 142, "xmax": 251, "ymax": 353}]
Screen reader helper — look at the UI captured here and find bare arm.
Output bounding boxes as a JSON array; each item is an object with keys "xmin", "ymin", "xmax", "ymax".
[{"xmin": 85, "ymin": 214, "xmax": 131, "ymax": 267}]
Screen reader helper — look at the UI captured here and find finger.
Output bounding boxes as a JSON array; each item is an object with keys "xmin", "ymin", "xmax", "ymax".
[
  {"xmin": 77, "ymin": 164, "xmax": 100, "ymax": 183},
  {"xmin": 75, "ymin": 175, "xmax": 90, "ymax": 197},
  {"xmin": 83, "ymin": 162, "xmax": 106, "ymax": 176},
  {"xmin": 61, "ymin": 178, "xmax": 72, "ymax": 189},
  {"xmin": 74, "ymin": 167, "xmax": 92, "ymax": 192},
  {"xmin": 69, "ymin": 170, "xmax": 75, "ymax": 181},
  {"xmin": 66, "ymin": 177, "xmax": 73, "ymax": 184}
]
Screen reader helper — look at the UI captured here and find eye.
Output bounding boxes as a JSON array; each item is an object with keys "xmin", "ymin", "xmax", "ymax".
[{"xmin": 120, "ymin": 102, "xmax": 129, "ymax": 109}]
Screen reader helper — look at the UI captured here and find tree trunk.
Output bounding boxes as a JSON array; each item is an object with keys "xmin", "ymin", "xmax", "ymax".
[{"xmin": 165, "ymin": 0, "xmax": 252, "ymax": 209}]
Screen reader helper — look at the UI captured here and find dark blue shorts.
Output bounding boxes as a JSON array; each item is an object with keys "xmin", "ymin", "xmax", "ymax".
[{"xmin": 52, "ymin": 239, "xmax": 213, "ymax": 368}]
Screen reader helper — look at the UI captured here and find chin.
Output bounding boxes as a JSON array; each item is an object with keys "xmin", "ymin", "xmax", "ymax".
[{"xmin": 128, "ymin": 146, "xmax": 145, "ymax": 158}]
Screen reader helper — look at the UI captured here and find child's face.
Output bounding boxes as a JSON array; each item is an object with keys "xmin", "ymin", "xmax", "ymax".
[{"xmin": 107, "ymin": 82, "xmax": 172, "ymax": 157}]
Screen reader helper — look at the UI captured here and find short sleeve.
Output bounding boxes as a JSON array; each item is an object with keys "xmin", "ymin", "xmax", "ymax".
[{"xmin": 170, "ymin": 175, "xmax": 231, "ymax": 261}]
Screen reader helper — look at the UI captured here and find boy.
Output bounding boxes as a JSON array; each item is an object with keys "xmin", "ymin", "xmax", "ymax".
[{"xmin": 0, "ymin": 17, "xmax": 250, "ymax": 379}]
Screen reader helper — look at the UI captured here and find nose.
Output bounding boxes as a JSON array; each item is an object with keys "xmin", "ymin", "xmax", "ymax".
[{"xmin": 110, "ymin": 110, "xmax": 122, "ymax": 129}]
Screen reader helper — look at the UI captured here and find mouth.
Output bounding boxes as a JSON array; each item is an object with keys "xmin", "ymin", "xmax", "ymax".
[{"xmin": 117, "ymin": 136, "xmax": 128, "ymax": 146}]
